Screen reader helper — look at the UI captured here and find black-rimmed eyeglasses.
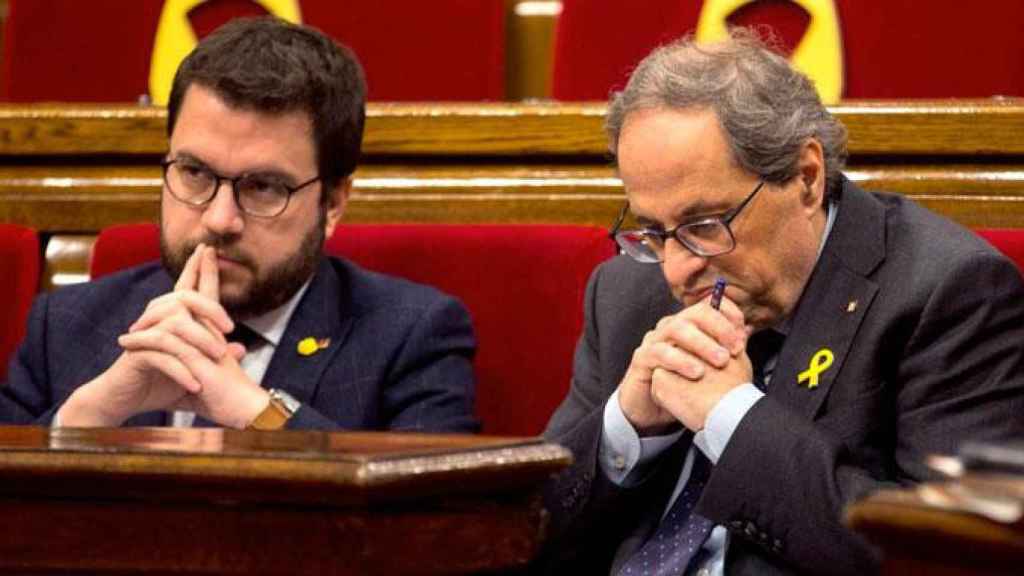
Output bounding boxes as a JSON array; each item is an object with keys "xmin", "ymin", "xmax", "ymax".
[
  {"xmin": 161, "ymin": 158, "xmax": 321, "ymax": 219},
  {"xmin": 609, "ymin": 181, "xmax": 766, "ymax": 263}
]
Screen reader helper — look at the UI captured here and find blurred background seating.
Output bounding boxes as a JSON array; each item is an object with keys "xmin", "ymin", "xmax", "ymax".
[
  {"xmin": 2, "ymin": 0, "xmax": 1021, "ymax": 103},
  {"xmin": 0, "ymin": 223, "xmax": 38, "ymax": 381}
]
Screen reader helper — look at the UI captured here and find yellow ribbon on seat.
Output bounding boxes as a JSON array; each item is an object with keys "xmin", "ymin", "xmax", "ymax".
[
  {"xmin": 695, "ymin": 0, "xmax": 844, "ymax": 103},
  {"xmin": 149, "ymin": 0, "xmax": 303, "ymax": 106}
]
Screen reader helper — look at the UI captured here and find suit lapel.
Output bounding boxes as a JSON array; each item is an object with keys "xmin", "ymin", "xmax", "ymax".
[
  {"xmin": 260, "ymin": 259, "xmax": 354, "ymax": 405},
  {"xmin": 769, "ymin": 181, "xmax": 886, "ymax": 420}
]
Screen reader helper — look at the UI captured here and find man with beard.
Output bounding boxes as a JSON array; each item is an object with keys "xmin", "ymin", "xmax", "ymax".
[{"xmin": 0, "ymin": 18, "xmax": 477, "ymax": 432}]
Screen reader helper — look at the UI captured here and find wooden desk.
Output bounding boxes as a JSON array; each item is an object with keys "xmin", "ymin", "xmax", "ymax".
[
  {"xmin": 847, "ymin": 488, "xmax": 1024, "ymax": 576},
  {"xmin": 0, "ymin": 426, "xmax": 571, "ymax": 575}
]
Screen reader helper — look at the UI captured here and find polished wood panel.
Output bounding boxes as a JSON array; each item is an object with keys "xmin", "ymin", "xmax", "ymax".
[
  {"xmin": 4, "ymin": 164, "xmax": 1023, "ymax": 231},
  {"xmin": 2, "ymin": 100, "xmax": 1023, "ymax": 156},
  {"xmin": 0, "ymin": 426, "xmax": 571, "ymax": 575},
  {"xmin": 1, "ymin": 100, "xmax": 1022, "ymax": 290},
  {"xmin": 847, "ymin": 488, "xmax": 1024, "ymax": 576}
]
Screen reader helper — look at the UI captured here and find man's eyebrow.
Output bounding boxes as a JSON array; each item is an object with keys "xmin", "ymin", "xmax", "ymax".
[
  {"xmin": 172, "ymin": 151, "xmax": 206, "ymax": 166},
  {"xmin": 170, "ymin": 151, "xmax": 295, "ymax": 182},
  {"xmin": 634, "ymin": 215, "xmax": 661, "ymax": 229},
  {"xmin": 632, "ymin": 199, "xmax": 731, "ymax": 229}
]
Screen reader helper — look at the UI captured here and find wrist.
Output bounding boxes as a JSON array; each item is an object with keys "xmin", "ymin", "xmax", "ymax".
[
  {"xmin": 59, "ymin": 378, "xmax": 126, "ymax": 427},
  {"xmin": 234, "ymin": 388, "xmax": 272, "ymax": 430}
]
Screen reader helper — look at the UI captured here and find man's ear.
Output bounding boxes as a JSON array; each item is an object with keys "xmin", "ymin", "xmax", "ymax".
[
  {"xmin": 797, "ymin": 138, "xmax": 826, "ymax": 210},
  {"xmin": 323, "ymin": 176, "xmax": 352, "ymax": 239}
]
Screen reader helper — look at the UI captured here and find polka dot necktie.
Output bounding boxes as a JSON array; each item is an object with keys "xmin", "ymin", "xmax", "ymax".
[{"xmin": 618, "ymin": 450, "xmax": 714, "ymax": 576}]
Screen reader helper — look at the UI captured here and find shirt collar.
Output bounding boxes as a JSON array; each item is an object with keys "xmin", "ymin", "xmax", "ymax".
[{"xmin": 237, "ymin": 280, "xmax": 312, "ymax": 347}]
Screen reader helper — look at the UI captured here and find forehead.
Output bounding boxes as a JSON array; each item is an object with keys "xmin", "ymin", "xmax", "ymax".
[
  {"xmin": 616, "ymin": 107, "xmax": 746, "ymax": 222},
  {"xmin": 169, "ymin": 84, "xmax": 316, "ymax": 177}
]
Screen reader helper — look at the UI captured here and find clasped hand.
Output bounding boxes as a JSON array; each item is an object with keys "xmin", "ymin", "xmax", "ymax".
[
  {"xmin": 59, "ymin": 244, "xmax": 268, "ymax": 428},
  {"xmin": 618, "ymin": 295, "xmax": 754, "ymax": 434}
]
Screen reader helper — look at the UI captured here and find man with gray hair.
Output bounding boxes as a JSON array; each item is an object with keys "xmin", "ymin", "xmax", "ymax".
[{"xmin": 540, "ymin": 30, "xmax": 1024, "ymax": 575}]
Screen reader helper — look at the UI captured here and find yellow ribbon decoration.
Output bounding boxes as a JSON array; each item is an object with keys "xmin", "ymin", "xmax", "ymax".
[
  {"xmin": 695, "ymin": 0, "xmax": 844, "ymax": 103},
  {"xmin": 297, "ymin": 337, "xmax": 330, "ymax": 356},
  {"xmin": 148, "ymin": 0, "xmax": 303, "ymax": 106},
  {"xmin": 797, "ymin": 348, "xmax": 834, "ymax": 389}
]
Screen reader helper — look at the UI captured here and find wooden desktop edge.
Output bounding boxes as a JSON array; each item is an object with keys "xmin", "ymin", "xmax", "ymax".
[
  {"xmin": 845, "ymin": 487, "xmax": 1024, "ymax": 571},
  {"xmin": 0, "ymin": 426, "xmax": 573, "ymax": 507}
]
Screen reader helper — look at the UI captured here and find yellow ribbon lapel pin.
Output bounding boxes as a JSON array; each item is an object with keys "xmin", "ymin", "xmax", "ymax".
[
  {"xmin": 798, "ymin": 348, "xmax": 834, "ymax": 389},
  {"xmin": 297, "ymin": 337, "xmax": 330, "ymax": 357}
]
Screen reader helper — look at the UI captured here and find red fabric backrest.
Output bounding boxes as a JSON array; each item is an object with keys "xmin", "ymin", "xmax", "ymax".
[
  {"xmin": 0, "ymin": 224, "xmax": 39, "ymax": 381},
  {"xmin": 326, "ymin": 224, "xmax": 615, "ymax": 435},
  {"xmin": 89, "ymin": 223, "xmax": 162, "ymax": 280},
  {"xmin": 4, "ymin": 0, "xmax": 505, "ymax": 102},
  {"xmin": 90, "ymin": 223, "xmax": 616, "ymax": 435},
  {"xmin": 976, "ymin": 228, "xmax": 1024, "ymax": 274},
  {"xmin": 552, "ymin": 0, "xmax": 1024, "ymax": 100}
]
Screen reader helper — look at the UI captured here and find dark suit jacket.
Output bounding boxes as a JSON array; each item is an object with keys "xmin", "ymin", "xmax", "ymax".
[
  {"xmin": 539, "ymin": 180, "xmax": 1024, "ymax": 575},
  {"xmin": 0, "ymin": 257, "xmax": 478, "ymax": 432}
]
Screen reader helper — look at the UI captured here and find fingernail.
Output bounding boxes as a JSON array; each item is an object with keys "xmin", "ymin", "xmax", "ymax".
[
  {"xmin": 690, "ymin": 363, "xmax": 705, "ymax": 378},
  {"xmin": 733, "ymin": 333, "xmax": 746, "ymax": 354},
  {"xmin": 713, "ymin": 348, "xmax": 729, "ymax": 365}
]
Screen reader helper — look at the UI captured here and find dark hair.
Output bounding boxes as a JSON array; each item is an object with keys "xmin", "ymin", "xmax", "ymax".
[
  {"xmin": 166, "ymin": 17, "xmax": 366, "ymax": 197},
  {"xmin": 606, "ymin": 29, "xmax": 848, "ymax": 198}
]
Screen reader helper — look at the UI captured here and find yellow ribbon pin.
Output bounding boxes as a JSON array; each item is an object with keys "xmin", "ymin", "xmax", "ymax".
[
  {"xmin": 297, "ymin": 337, "xmax": 330, "ymax": 357},
  {"xmin": 798, "ymin": 348, "xmax": 834, "ymax": 389}
]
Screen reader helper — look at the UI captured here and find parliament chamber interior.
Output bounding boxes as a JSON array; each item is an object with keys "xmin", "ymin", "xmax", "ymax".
[{"xmin": 0, "ymin": 1, "xmax": 1023, "ymax": 574}]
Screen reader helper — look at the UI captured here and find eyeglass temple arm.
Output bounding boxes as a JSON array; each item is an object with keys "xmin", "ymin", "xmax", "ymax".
[{"xmin": 608, "ymin": 201, "xmax": 630, "ymax": 238}]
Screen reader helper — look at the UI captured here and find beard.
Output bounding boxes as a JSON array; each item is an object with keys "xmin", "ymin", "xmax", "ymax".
[{"xmin": 161, "ymin": 212, "xmax": 326, "ymax": 320}]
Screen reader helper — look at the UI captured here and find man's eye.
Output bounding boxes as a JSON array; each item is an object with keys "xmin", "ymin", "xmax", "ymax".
[
  {"xmin": 248, "ymin": 177, "xmax": 281, "ymax": 190},
  {"xmin": 240, "ymin": 177, "xmax": 288, "ymax": 198},
  {"xmin": 640, "ymin": 229, "xmax": 666, "ymax": 245},
  {"xmin": 179, "ymin": 164, "xmax": 205, "ymax": 178},
  {"xmin": 685, "ymin": 221, "xmax": 723, "ymax": 239},
  {"xmin": 176, "ymin": 164, "xmax": 214, "ymax": 187}
]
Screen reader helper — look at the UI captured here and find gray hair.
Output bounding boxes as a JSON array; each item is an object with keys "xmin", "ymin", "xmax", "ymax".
[{"xmin": 606, "ymin": 29, "xmax": 848, "ymax": 196}]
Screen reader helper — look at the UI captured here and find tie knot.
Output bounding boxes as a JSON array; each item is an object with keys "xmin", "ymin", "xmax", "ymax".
[{"xmin": 227, "ymin": 323, "xmax": 263, "ymax": 349}]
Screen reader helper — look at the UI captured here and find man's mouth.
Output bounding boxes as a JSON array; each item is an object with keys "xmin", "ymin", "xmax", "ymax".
[{"xmin": 685, "ymin": 286, "xmax": 715, "ymax": 302}]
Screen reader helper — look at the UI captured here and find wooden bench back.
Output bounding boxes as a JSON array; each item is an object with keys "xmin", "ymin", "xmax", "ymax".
[{"xmin": 0, "ymin": 99, "xmax": 1022, "ymax": 289}]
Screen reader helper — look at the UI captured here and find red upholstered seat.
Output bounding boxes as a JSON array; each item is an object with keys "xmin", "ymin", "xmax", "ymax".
[
  {"xmin": 4, "ymin": 0, "xmax": 505, "ymax": 102},
  {"xmin": 976, "ymin": 228, "xmax": 1024, "ymax": 273},
  {"xmin": 89, "ymin": 223, "xmax": 161, "ymax": 279},
  {"xmin": 90, "ymin": 223, "xmax": 615, "ymax": 435},
  {"xmin": 0, "ymin": 224, "xmax": 39, "ymax": 381},
  {"xmin": 552, "ymin": 0, "xmax": 1024, "ymax": 100}
]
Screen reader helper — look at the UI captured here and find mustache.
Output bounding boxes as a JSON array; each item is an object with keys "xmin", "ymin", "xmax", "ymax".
[{"xmin": 188, "ymin": 235, "xmax": 256, "ymax": 269}]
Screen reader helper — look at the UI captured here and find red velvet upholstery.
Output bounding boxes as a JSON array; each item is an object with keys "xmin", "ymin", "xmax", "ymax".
[
  {"xmin": 89, "ymin": 223, "xmax": 161, "ymax": 280},
  {"xmin": 90, "ymin": 223, "xmax": 615, "ymax": 435},
  {"xmin": 976, "ymin": 228, "xmax": 1024, "ymax": 273},
  {"xmin": 552, "ymin": 0, "xmax": 1024, "ymax": 100},
  {"xmin": 4, "ymin": 0, "xmax": 505, "ymax": 102},
  {"xmin": 0, "ymin": 224, "xmax": 39, "ymax": 381}
]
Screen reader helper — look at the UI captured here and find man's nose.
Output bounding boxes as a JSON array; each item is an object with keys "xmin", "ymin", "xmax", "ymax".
[
  {"xmin": 201, "ymin": 181, "xmax": 245, "ymax": 235},
  {"xmin": 660, "ymin": 239, "xmax": 708, "ymax": 289}
]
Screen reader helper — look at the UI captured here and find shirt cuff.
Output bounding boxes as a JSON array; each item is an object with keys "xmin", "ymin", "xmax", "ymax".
[
  {"xmin": 698, "ymin": 383, "xmax": 764, "ymax": 463},
  {"xmin": 600, "ymin": 389, "xmax": 684, "ymax": 486}
]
